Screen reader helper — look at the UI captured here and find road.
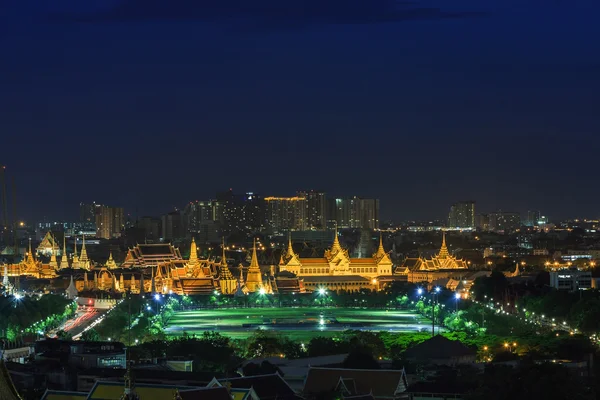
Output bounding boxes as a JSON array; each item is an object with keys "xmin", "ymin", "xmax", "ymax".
[{"xmin": 49, "ymin": 306, "xmax": 106, "ymax": 339}]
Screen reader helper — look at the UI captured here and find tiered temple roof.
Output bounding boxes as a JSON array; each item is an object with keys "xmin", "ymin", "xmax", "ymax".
[
  {"xmin": 121, "ymin": 244, "xmax": 183, "ymax": 268},
  {"xmin": 278, "ymin": 229, "xmax": 394, "ymax": 286},
  {"xmin": 396, "ymin": 232, "xmax": 468, "ymax": 273}
]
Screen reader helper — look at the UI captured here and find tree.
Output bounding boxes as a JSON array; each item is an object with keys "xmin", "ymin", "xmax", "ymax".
[
  {"xmin": 343, "ymin": 346, "xmax": 380, "ymax": 369},
  {"xmin": 56, "ymin": 330, "xmax": 73, "ymax": 340},
  {"xmin": 81, "ymin": 328, "xmax": 101, "ymax": 342}
]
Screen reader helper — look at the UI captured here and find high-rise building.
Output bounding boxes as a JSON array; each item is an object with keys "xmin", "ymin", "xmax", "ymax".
[
  {"xmin": 297, "ymin": 190, "xmax": 327, "ymax": 230},
  {"xmin": 184, "ymin": 200, "xmax": 219, "ymax": 233},
  {"xmin": 95, "ymin": 205, "xmax": 124, "ymax": 239},
  {"xmin": 264, "ymin": 196, "xmax": 306, "ymax": 233},
  {"xmin": 489, "ymin": 211, "xmax": 521, "ymax": 233},
  {"xmin": 241, "ymin": 192, "xmax": 265, "ymax": 231},
  {"xmin": 80, "ymin": 202, "xmax": 96, "ymax": 223},
  {"xmin": 448, "ymin": 201, "xmax": 475, "ymax": 229},
  {"xmin": 329, "ymin": 197, "xmax": 379, "ymax": 230},
  {"xmin": 161, "ymin": 211, "xmax": 185, "ymax": 241},
  {"xmin": 526, "ymin": 210, "xmax": 541, "ymax": 227},
  {"xmin": 475, "ymin": 214, "xmax": 490, "ymax": 231},
  {"xmin": 138, "ymin": 216, "xmax": 161, "ymax": 242}
]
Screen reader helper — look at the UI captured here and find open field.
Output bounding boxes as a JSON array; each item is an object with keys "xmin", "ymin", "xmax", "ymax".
[{"xmin": 165, "ymin": 308, "xmax": 432, "ymax": 340}]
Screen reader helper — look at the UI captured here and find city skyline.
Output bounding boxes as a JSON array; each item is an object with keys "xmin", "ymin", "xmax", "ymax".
[{"xmin": 2, "ymin": 0, "xmax": 600, "ymax": 222}]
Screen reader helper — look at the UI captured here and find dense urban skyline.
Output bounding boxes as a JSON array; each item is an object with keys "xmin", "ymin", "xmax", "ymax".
[{"xmin": 2, "ymin": 0, "xmax": 600, "ymax": 222}]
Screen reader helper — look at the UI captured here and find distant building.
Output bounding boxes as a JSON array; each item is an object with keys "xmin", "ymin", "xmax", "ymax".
[
  {"xmin": 79, "ymin": 202, "xmax": 96, "ymax": 223},
  {"xmin": 448, "ymin": 201, "xmax": 475, "ymax": 229},
  {"xmin": 297, "ymin": 190, "xmax": 327, "ymax": 230},
  {"xmin": 138, "ymin": 216, "xmax": 161, "ymax": 242},
  {"xmin": 549, "ymin": 268, "xmax": 592, "ymax": 291},
  {"xmin": 265, "ymin": 196, "xmax": 306, "ymax": 233},
  {"xmin": 526, "ymin": 210, "xmax": 541, "ymax": 227},
  {"xmin": 161, "ymin": 211, "xmax": 185, "ymax": 241},
  {"xmin": 329, "ymin": 197, "xmax": 379, "ymax": 230},
  {"xmin": 93, "ymin": 205, "xmax": 124, "ymax": 239},
  {"xmin": 396, "ymin": 232, "xmax": 469, "ymax": 275},
  {"xmin": 489, "ymin": 211, "xmax": 521, "ymax": 233},
  {"xmin": 475, "ymin": 213, "xmax": 489, "ymax": 231},
  {"xmin": 34, "ymin": 340, "xmax": 126, "ymax": 369}
]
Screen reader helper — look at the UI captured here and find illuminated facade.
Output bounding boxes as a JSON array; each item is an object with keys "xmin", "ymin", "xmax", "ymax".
[
  {"xmin": 396, "ymin": 233, "xmax": 468, "ymax": 275},
  {"xmin": 121, "ymin": 243, "xmax": 183, "ymax": 268},
  {"xmin": 264, "ymin": 196, "xmax": 306, "ymax": 233},
  {"xmin": 36, "ymin": 231, "xmax": 59, "ymax": 257},
  {"xmin": 277, "ymin": 230, "xmax": 393, "ymax": 292}
]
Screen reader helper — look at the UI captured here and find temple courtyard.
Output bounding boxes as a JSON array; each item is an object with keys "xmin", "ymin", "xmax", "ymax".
[{"xmin": 165, "ymin": 307, "xmax": 432, "ymax": 340}]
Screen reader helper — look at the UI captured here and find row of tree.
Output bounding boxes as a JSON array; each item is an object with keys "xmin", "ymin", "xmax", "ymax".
[{"xmin": 0, "ymin": 294, "xmax": 76, "ymax": 341}]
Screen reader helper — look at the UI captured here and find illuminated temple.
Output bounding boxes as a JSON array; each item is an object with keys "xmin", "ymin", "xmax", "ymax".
[
  {"xmin": 395, "ymin": 232, "xmax": 469, "ymax": 284},
  {"xmin": 277, "ymin": 230, "xmax": 394, "ymax": 292}
]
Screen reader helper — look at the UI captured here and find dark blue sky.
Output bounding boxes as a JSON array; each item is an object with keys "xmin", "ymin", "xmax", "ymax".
[{"xmin": 1, "ymin": 0, "xmax": 599, "ymax": 222}]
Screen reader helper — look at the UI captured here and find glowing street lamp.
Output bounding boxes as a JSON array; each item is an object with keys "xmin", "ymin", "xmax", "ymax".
[
  {"xmin": 417, "ymin": 288, "xmax": 424, "ymax": 296},
  {"xmin": 318, "ymin": 288, "xmax": 327, "ymax": 296},
  {"xmin": 258, "ymin": 288, "xmax": 266, "ymax": 296}
]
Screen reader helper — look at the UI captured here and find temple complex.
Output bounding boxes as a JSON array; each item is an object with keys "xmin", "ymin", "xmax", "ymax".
[
  {"xmin": 79, "ymin": 235, "xmax": 90, "ymax": 269},
  {"xmin": 245, "ymin": 239, "xmax": 263, "ymax": 293},
  {"xmin": 277, "ymin": 230, "xmax": 394, "ymax": 292},
  {"xmin": 396, "ymin": 232, "xmax": 468, "ymax": 274},
  {"xmin": 105, "ymin": 252, "xmax": 118, "ymax": 269},
  {"xmin": 218, "ymin": 243, "xmax": 237, "ymax": 295},
  {"xmin": 60, "ymin": 237, "xmax": 69, "ymax": 269},
  {"xmin": 121, "ymin": 243, "xmax": 182, "ymax": 268},
  {"xmin": 36, "ymin": 231, "xmax": 59, "ymax": 257}
]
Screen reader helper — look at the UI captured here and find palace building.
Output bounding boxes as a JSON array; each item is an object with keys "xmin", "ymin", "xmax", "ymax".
[
  {"xmin": 36, "ymin": 231, "xmax": 60, "ymax": 257},
  {"xmin": 277, "ymin": 230, "xmax": 394, "ymax": 292},
  {"xmin": 121, "ymin": 243, "xmax": 183, "ymax": 268},
  {"xmin": 396, "ymin": 233, "xmax": 468, "ymax": 273},
  {"xmin": 395, "ymin": 232, "xmax": 470, "ymax": 285}
]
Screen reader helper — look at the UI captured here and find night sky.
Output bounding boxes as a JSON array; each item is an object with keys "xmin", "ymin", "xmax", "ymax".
[{"xmin": 1, "ymin": 0, "xmax": 599, "ymax": 223}]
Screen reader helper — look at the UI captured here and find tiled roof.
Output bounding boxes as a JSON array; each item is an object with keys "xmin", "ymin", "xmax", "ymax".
[
  {"xmin": 403, "ymin": 336, "xmax": 476, "ymax": 360},
  {"xmin": 303, "ymin": 367, "xmax": 406, "ymax": 398},
  {"xmin": 220, "ymin": 373, "xmax": 300, "ymax": 400}
]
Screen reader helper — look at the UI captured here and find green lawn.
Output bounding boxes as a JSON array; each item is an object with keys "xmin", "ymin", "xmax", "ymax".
[{"xmin": 165, "ymin": 307, "xmax": 430, "ymax": 340}]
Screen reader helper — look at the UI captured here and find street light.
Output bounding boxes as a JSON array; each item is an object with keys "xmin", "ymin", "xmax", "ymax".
[
  {"xmin": 417, "ymin": 288, "xmax": 424, "ymax": 296},
  {"xmin": 454, "ymin": 292, "xmax": 461, "ymax": 312},
  {"xmin": 431, "ymin": 287, "xmax": 441, "ymax": 336}
]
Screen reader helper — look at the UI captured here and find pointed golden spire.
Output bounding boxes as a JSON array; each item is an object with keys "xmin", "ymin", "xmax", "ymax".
[
  {"xmin": 249, "ymin": 238, "xmax": 260, "ymax": 270},
  {"xmin": 25, "ymin": 237, "xmax": 35, "ymax": 265},
  {"xmin": 188, "ymin": 237, "xmax": 199, "ymax": 267},
  {"xmin": 287, "ymin": 232, "xmax": 295, "ymax": 257},
  {"xmin": 49, "ymin": 247, "xmax": 58, "ymax": 269},
  {"xmin": 438, "ymin": 231, "xmax": 450, "ymax": 259},
  {"xmin": 60, "ymin": 236, "xmax": 69, "ymax": 269},
  {"xmin": 80, "ymin": 234, "xmax": 88, "ymax": 263},
  {"xmin": 331, "ymin": 224, "xmax": 341, "ymax": 253},
  {"xmin": 221, "ymin": 238, "xmax": 227, "ymax": 266},
  {"xmin": 106, "ymin": 251, "xmax": 117, "ymax": 269}
]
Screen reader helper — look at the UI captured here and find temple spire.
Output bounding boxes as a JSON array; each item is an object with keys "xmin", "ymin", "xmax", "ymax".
[
  {"xmin": 287, "ymin": 232, "xmax": 295, "ymax": 257},
  {"xmin": 438, "ymin": 231, "xmax": 450, "ymax": 259},
  {"xmin": 331, "ymin": 224, "xmax": 341, "ymax": 253},
  {"xmin": 221, "ymin": 238, "xmax": 227, "ymax": 266},
  {"xmin": 249, "ymin": 238, "xmax": 260, "ymax": 269},
  {"xmin": 60, "ymin": 236, "xmax": 69, "ymax": 269},
  {"xmin": 188, "ymin": 237, "xmax": 199, "ymax": 268},
  {"xmin": 80, "ymin": 234, "xmax": 88, "ymax": 263},
  {"xmin": 106, "ymin": 252, "xmax": 117, "ymax": 269},
  {"xmin": 25, "ymin": 238, "xmax": 35, "ymax": 265},
  {"xmin": 49, "ymin": 247, "xmax": 58, "ymax": 269}
]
